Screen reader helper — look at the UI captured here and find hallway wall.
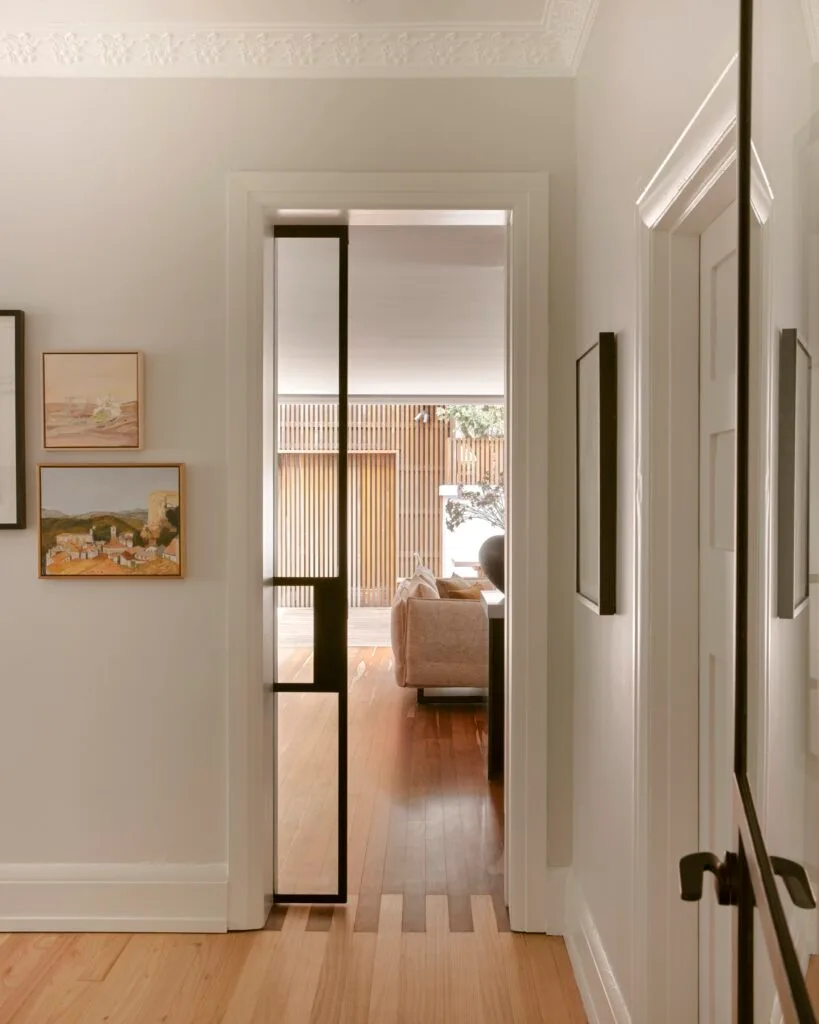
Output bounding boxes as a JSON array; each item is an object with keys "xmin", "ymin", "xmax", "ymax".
[
  {"xmin": 573, "ymin": 0, "xmax": 814, "ymax": 1018},
  {"xmin": 572, "ymin": 0, "xmax": 738, "ymax": 1016},
  {"xmin": 0, "ymin": 77, "xmax": 576, "ymax": 927}
]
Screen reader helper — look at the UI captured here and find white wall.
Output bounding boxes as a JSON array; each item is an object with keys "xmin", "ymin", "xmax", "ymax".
[
  {"xmin": 0, "ymin": 76, "xmax": 576, "ymax": 926},
  {"xmin": 573, "ymin": 0, "xmax": 814, "ymax": 1018},
  {"xmin": 572, "ymin": 0, "xmax": 738, "ymax": 1014}
]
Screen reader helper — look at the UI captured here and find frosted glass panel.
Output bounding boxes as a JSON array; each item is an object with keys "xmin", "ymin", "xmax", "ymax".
[{"xmin": 276, "ymin": 692, "xmax": 338, "ymax": 896}]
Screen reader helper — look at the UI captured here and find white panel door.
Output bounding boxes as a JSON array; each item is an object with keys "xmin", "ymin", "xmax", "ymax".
[{"xmin": 699, "ymin": 200, "xmax": 738, "ymax": 1024}]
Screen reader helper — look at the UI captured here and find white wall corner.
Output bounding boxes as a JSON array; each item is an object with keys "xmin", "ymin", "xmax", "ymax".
[
  {"xmin": 0, "ymin": 863, "xmax": 228, "ymax": 933},
  {"xmin": 565, "ymin": 874, "xmax": 632, "ymax": 1024},
  {"xmin": 546, "ymin": 865, "xmax": 570, "ymax": 932},
  {"xmin": 801, "ymin": 0, "xmax": 819, "ymax": 63}
]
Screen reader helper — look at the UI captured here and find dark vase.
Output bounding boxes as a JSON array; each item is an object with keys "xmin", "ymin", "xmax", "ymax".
[{"xmin": 478, "ymin": 533, "xmax": 505, "ymax": 592}]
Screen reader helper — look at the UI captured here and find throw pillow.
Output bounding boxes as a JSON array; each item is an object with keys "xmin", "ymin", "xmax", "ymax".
[{"xmin": 437, "ymin": 576, "xmax": 483, "ymax": 600}]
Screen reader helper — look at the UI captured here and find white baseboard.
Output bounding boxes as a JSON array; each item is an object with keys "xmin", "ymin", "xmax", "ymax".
[
  {"xmin": 564, "ymin": 874, "xmax": 632, "ymax": 1024},
  {"xmin": 0, "ymin": 863, "xmax": 228, "ymax": 932}
]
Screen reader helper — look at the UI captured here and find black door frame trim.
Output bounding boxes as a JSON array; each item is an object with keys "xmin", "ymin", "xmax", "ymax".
[
  {"xmin": 269, "ymin": 224, "xmax": 349, "ymax": 906},
  {"xmin": 734, "ymin": 0, "xmax": 817, "ymax": 1017}
]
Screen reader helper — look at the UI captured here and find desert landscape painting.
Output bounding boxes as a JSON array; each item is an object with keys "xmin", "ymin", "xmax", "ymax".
[
  {"xmin": 43, "ymin": 352, "xmax": 141, "ymax": 449},
  {"xmin": 39, "ymin": 465, "xmax": 183, "ymax": 578}
]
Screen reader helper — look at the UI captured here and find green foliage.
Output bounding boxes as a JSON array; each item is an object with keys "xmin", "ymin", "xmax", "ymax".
[
  {"xmin": 157, "ymin": 504, "xmax": 180, "ymax": 548},
  {"xmin": 437, "ymin": 404, "xmax": 504, "ymax": 439},
  {"xmin": 444, "ymin": 477, "xmax": 505, "ymax": 532},
  {"xmin": 92, "ymin": 523, "xmax": 112, "ymax": 543}
]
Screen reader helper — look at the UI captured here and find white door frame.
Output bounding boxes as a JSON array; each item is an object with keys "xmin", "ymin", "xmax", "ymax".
[
  {"xmin": 633, "ymin": 57, "xmax": 775, "ymax": 1022},
  {"xmin": 224, "ymin": 171, "xmax": 554, "ymax": 932}
]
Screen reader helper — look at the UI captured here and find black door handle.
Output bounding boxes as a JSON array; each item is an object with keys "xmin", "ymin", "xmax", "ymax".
[
  {"xmin": 681, "ymin": 851, "xmax": 816, "ymax": 911},
  {"xmin": 771, "ymin": 857, "xmax": 817, "ymax": 910},
  {"xmin": 680, "ymin": 851, "xmax": 739, "ymax": 905}
]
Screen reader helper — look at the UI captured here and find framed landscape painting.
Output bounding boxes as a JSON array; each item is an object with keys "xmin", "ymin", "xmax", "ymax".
[
  {"xmin": 42, "ymin": 351, "xmax": 142, "ymax": 449},
  {"xmin": 39, "ymin": 464, "xmax": 183, "ymax": 578},
  {"xmin": 0, "ymin": 311, "xmax": 25, "ymax": 529}
]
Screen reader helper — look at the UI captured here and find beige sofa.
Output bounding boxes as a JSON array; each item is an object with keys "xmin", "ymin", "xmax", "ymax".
[{"xmin": 391, "ymin": 570, "xmax": 491, "ymax": 691}]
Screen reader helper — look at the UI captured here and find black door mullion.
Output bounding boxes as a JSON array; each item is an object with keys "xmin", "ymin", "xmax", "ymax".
[{"xmin": 271, "ymin": 224, "xmax": 349, "ymax": 906}]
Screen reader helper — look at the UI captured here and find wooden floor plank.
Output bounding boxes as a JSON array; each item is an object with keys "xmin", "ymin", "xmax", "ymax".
[
  {"xmin": 306, "ymin": 907, "xmax": 335, "ymax": 932},
  {"xmin": 366, "ymin": 894, "xmax": 403, "ymax": 1024},
  {"xmin": 0, "ymin": 647, "xmax": 587, "ymax": 1024}
]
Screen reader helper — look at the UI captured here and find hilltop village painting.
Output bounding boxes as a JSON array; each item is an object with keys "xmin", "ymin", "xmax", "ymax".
[
  {"xmin": 39, "ymin": 465, "xmax": 183, "ymax": 578},
  {"xmin": 42, "ymin": 352, "xmax": 142, "ymax": 449}
]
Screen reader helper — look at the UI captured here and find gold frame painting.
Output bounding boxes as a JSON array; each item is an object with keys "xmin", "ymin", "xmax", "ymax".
[
  {"xmin": 42, "ymin": 351, "xmax": 143, "ymax": 450},
  {"xmin": 38, "ymin": 464, "xmax": 184, "ymax": 579}
]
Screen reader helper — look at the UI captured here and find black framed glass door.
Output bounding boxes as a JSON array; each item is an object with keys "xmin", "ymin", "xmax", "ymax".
[
  {"xmin": 269, "ymin": 225, "xmax": 349, "ymax": 904},
  {"xmin": 681, "ymin": 0, "xmax": 819, "ymax": 1016}
]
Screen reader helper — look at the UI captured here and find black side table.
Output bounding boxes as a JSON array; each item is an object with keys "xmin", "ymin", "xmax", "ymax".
[{"xmin": 481, "ymin": 590, "xmax": 505, "ymax": 780}]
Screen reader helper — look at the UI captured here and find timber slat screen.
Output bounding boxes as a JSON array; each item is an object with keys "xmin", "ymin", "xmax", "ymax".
[{"xmin": 276, "ymin": 402, "xmax": 503, "ymax": 608}]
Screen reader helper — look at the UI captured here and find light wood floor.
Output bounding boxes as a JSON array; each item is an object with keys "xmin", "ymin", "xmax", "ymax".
[
  {"xmin": 0, "ymin": 900, "xmax": 586, "ymax": 1024},
  {"xmin": 0, "ymin": 647, "xmax": 587, "ymax": 1023},
  {"xmin": 277, "ymin": 647, "xmax": 505, "ymax": 928}
]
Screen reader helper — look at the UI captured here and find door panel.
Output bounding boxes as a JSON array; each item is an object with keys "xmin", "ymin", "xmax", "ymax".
[
  {"xmin": 700, "ymin": 201, "xmax": 738, "ymax": 1024},
  {"xmin": 270, "ymin": 226, "xmax": 349, "ymax": 905}
]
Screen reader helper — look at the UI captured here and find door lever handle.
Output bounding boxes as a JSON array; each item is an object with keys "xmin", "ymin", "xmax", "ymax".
[
  {"xmin": 680, "ymin": 851, "xmax": 739, "ymax": 905},
  {"xmin": 770, "ymin": 857, "xmax": 817, "ymax": 910}
]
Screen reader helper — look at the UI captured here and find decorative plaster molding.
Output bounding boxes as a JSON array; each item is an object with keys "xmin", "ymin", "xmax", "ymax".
[{"xmin": 0, "ymin": 6, "xmax": 597, "ymax": 77}]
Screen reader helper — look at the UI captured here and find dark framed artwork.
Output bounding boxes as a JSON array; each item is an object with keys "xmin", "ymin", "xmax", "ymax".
[
  {"xmin": 0, "ymin": 311, "xmax": 25, "ymax": 529},
  {"xmin": 576, "ymin": 332, "xmax": 617, "ymax": 614},
  {"xmin": 777, "ymin": 328, "xmax": 811, "ymax": 618}
]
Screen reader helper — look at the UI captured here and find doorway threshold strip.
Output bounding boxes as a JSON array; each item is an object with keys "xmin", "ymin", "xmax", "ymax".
[{"xmin": 267, "ymin": 890, "xmax": 509, "ymax": 935}]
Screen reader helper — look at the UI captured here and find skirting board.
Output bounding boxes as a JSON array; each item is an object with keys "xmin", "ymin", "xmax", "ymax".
[
  {"xmin": 565, "ymin": 874, "xmax": 632, "ymax": 1024},
  {"xmin": 0, "ymin": 863, "xmax": 228, "ymax": 932}
]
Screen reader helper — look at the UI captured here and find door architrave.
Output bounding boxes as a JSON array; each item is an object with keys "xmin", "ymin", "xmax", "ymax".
[
  {"xmin": 225, "ymin": 171, "xmax": 555, "ymax": 933},
  {"xmin": 634, "ymin": 55, "xmax": 775, "ymax": 1022}
]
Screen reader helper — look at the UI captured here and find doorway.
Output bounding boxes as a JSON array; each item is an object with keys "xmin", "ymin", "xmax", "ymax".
[
  {"xmin": 225, "ymin": 171, "xmax": 551, "ymax": 934},
  {"xmin": 269, "ymin": 214, "xmax": 510, "ymax": 929}
]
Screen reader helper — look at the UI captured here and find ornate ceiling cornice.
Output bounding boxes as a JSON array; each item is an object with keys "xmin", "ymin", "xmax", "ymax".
[{"xmin": 0, "ymin": 2, "xmax": 599, "ymax": 77}]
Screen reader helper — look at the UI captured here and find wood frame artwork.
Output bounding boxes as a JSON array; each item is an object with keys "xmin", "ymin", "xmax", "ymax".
[
  {"xmin": 42, "ymin": 351, "xmax": 143, "ymax": 450},
  {"xmin": 576, "ymin": 331, "xmax": 617, "ymax": 615},
  {"xmin": 38, "ymin": 463, "xmax": 184, "ymax": 579},
  {"xmin": 777, "ymin": 328, "xmax": 811, "ymax": 619},
  {"xmin": 0, "ymin": 311, "xmax": 25, "ymax": 529}
]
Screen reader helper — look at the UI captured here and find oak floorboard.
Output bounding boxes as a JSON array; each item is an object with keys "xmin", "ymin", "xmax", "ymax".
[
  {"xmin": 0, "ymin": 648, "xmax": 588, "ymax": 1024},
  {"xmin": 808, "ymin": 954, "xmax": 819, "ymax": 1014}
]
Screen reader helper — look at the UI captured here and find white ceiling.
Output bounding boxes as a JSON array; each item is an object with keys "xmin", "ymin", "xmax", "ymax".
[
  {"xmin": 276, "ymin": 226, "xmax": 506, "ymax": 397},
  {"xmin": 0, "ymin": 0, "xmax": 599, "ymax": 76}
]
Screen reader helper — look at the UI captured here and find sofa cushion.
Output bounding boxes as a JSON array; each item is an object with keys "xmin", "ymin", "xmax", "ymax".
[{"xmin": 391, "ymin": 569, "xmax": 439, "ymax": 686}]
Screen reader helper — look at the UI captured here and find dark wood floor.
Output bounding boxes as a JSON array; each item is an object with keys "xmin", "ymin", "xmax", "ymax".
[{"xmin": 275, "ymin": 647, "xmax": 506, "ymax": 935}]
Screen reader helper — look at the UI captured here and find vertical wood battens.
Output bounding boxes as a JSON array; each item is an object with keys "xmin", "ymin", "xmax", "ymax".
[{"xmin": 276, "ymin": 404, "xmax": 503, "ymax": 607}]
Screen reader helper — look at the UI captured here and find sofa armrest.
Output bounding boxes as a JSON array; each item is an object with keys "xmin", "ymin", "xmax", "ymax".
[{"xmin": 405, "ymin": 598, "xmax": 488, "ymax": 689}]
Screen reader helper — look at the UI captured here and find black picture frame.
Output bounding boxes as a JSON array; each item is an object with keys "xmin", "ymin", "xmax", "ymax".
[
  {"xmin": 0, "ymin": 311, "xmax": 25, "ymax": 530},
  {"xmin": 576, "ymin": 332, "xmax": 617, "ymax": 615},
  {"xmin": 777, "ymin": 328, "xmax": 811, "ymax": 619}
]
